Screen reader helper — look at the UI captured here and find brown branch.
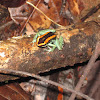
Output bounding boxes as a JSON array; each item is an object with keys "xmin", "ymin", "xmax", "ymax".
[
  {"xmin": 0, "ymin": 68, "xmax": 94, "ymax": 100},
  {"xmin": 69, "ymin": 42, "xmax": 100, "ymax": 100},
  {"xmin": 81, "ymin": 3, "xmax": 100, "ymax": 22},
  {"xmin": 19, "ymin": 0, "xmax": 41, "ymax": 34},
  {"xmin": 0, "ymin": 21, "xmax": 100, "ymax": 81}
]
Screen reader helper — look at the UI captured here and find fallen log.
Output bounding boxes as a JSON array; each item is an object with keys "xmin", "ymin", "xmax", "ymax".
[{"xmin": 0, "ymin": 21, "xmax": 100, "ymax": 81}]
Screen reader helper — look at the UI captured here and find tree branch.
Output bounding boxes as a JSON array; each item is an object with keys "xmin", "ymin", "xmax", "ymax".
[
  {"xmin": 69, "ymin": 41, "xmax": 100, "ymax": 100},
  {"xmin": 0, "ymin": 68, "xmax": 94, "ymax": 100},
  {"xmin": 0, "ymin": 21, "xmax": 100, "ymax": 81}
]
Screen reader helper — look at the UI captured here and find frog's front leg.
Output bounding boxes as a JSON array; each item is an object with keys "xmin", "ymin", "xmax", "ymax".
[
  {"xmin": 55, "ymin": 36, "xmax": 64, "ymax": 50},
  {"xmin": 44, "ymin": 43, "xmax": 56, "ymax": 52},
  {"xmin": 44, "ymin": 36, "xmax": 64, "ymax": 52}
]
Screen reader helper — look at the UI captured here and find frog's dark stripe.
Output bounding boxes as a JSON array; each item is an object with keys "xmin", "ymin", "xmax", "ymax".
[{"xmin": 37, "ymin": 32, "xmax": 56, "ymax": 47}]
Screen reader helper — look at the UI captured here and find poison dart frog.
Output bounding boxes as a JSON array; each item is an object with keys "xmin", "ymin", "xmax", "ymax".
[{"xmin": 32, "ymin": 29, "xmax": 64, "ymax": 52}]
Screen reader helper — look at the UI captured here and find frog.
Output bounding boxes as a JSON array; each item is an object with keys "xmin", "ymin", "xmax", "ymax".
[{"xmin": 32, "ymin": 29, "xmax": 64, "ymax": 52}]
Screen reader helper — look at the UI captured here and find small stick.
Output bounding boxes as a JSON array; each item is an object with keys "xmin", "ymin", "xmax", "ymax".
[
  {"xmin": 69, "ymin": 42, "xmax": 100, "ymax": 100},
  {"xmin": 0, "ymin": 68, "xmax": 93, "ymax": 100},
  {"xmin": 19, "ymin": 0, "xmax": 41, "ymax": 34},
  {"xmin": 26, "ymin": 1, "xmax": 66, "ymax": 29},
  {"xmin": 81, "ymin": 3, "xmax": 100, "ymax": 22}
]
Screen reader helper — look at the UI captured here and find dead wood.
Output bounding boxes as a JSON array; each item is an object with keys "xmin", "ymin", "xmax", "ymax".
[{"xmin": 0, "ymin": 21, "xmax": 100, "ymax": 81}]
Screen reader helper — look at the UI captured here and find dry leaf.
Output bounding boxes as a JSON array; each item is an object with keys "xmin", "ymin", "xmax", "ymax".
[{"xmin": 0, "ymin": 83, "xmax": 33, "ymax": 100}]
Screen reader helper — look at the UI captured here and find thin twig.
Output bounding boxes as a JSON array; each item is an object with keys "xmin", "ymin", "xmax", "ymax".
[
  {"xmin": 26, "ymin": 1, "xmax": 66, "ymax": 28},
  {"xmin": 0, "ymin": 68, "xmax": 93, "ymax": 100},
  {"xmin": 19, "ymin": 0, "xmax": 41, "ymax": 34},
  {"xmin": 69, "ymin": 42, "xmax": 100, "ymax": 100},
  {"xmin": 17, "ymin": 1, "xmax": 74, "ymax": 34},
  {"xmin": 81, "ymin": 3, "xmax": 100, "ymax": 22}
]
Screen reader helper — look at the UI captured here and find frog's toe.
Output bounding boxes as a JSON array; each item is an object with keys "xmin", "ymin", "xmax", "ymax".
[
  {"xmin": 44, "ymin": 49, "xmax": 52, "ymax": 53},
  {"xmin": 44, "ymin": 46, "xmax": 56, "ymax": 53}
]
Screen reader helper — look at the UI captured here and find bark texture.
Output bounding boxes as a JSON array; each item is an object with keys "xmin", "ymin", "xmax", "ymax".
[{"xmin": 0, "ymin": 21, "xmax": 100, "ymax": 81}]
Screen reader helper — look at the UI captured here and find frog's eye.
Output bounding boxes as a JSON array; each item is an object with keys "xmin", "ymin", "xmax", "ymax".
[{"xmin": 37, "ymin": 32, "xmax": 56, "ymax": 47}]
